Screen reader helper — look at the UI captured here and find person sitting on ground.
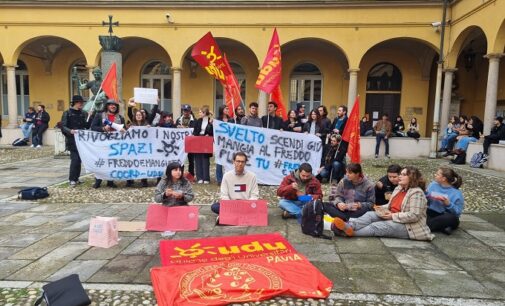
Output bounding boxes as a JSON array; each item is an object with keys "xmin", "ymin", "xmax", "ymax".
[
  {"xmin": 393, "ymin": 115, "xmax": 405, "ymax": 137},
  {"xmin": 20, "ymin": 107, "xmax": 36, "ymax": 142},
  {"xmin": 211, "ymin": 152, "xmax": 259, "ymax": 218},
  {"xmin": 154, "ymin": 162, "xmax": 194, "ymax": 206},
  {"xmin": 240, "ymin": 102, "xmax": 262, "ymax": 127},
  {"xmin": 438, "ymin": 116, "xmax": 460, "ymax": 153},
  {"xmin": 331, "ymin": 166, "xmax": 434, "ymax": 241},
  {"xmin": 374, "ymin": 114, "xmax": 392, "ymax": 158},
  {"xmin": 126, "ymin": 110, "xmax": 150, "ymax": 188},
  {"xmin": 31, "ymin": 104, "xmax": 50, "ymax": 148},
  {"xmin": 407, "ymin": 117, "xmax": 421, "ymax": 140},
  {"xmin": 317, "ymin": 134, "xmax": 348, "ymax": 183},
  {"xmin": 426, "ymin": 166, "xmax": 464, "ymax": 235},
  {"xmin": 323, "ymin": 163, "xmax": 375, "ymax": 221},
  {"xmin": 277, "ymin": 163, "xmax": 323, "ymax": 220},
  {"xmin": 375, "ymin": 164, "xmax": 402, "ymax": 205},
  {"xmin": 262, "ymin": 101, "xmax": 283, "ymax": 130},
  {"xmin": 360, "ymin": 114, "xmax": 374, "ymax": 136},
  {"xmin": 283, "ymin": 109, "xmax": 303, "ymax": 132},
  {"xmin": 90, "ymin": 99, "xmax": 126, "ymax": 188},
  {"xmin": 482, "ymin": 116, "xmax": 505, "ymax": 162}
]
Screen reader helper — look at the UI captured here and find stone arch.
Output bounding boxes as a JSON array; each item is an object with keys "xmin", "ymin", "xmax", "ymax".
[
  {"xmin": 492, "ymin": 18, "xmax": 505, "ymax": 53},
  {"xmin": 282, "ymin": 37, "xmax": 349, "ymax": 72},
  {"xmin": 447, "ymin": 26, "xmax": 487, "ymax": 68}
]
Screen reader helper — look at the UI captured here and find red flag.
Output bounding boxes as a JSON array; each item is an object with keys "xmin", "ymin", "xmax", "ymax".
[
  {"xmin": 256, "ymin": 28, "xmax": 282, "ymax": 93},
  {"xmin": 270, "ymin": 85, "xmax": 287, "ymax": 120},
  {"xmin": 342, "ymin": 96, "xmax": 361, "ymax": 163},
  {"xmin": 223, "ymin": 54, "xmax": 243, "ymax": 118},
  {"xmin": 191, "ymin": 32, "xmax": 228, "ymax": 82},
  {"xmin": 101, "ymin": 62, "xmax": 119, "ymax": 102}
]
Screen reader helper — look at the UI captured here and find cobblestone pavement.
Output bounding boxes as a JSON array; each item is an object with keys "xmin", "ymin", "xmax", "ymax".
[{"xmin": 1, "ymin": 147, "xmax": 505, "ymax": 305}]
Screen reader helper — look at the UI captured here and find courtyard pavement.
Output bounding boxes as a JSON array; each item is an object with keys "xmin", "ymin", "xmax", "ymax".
[{"xmin": 0, "ymin": 154, "xmax": 505, "ymax": 305}]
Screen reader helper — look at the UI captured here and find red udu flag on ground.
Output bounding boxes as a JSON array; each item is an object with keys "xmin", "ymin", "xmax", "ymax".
[
  {"xmin": 342, "ymin": 96, "xmax": 361, "ymax": 163},
  {"xmin": 101, "ymin": 62, "xmax": 119, "ymax": 102}
]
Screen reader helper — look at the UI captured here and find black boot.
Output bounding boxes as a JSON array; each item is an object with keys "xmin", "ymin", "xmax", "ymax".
[{"xmin": 92, "ymin": 179, "xmax": 102, "ymax": 189}]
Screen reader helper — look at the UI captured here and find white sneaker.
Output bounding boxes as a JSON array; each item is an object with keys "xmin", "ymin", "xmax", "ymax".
[
  {"xmin": 69, "ymin": 181, "xmax": 77, "ymax": 187},
  {"xmin": 203, "ymin": 181, "xmax": 210, "ymax": 184},
  {"xmin": 197, "ymin": 180, "xmax": 204, "ymax": 184},
  {"xmin": 36, "ymin": 145, "xmax": 42, "ymax": 149},
  {"xmin": 30, "ymin": 144, "xmax": 35, "ymax": 148}
]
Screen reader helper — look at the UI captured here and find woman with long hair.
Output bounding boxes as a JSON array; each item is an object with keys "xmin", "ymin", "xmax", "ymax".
[
  {"xmin": 126, "ymin": 110, "xmax": 149, "ymax": 187},
  {"xmin": 193, "ymin": 105, "xmax": 213, "ymax": 184},
  {"xmin": 426, "ymin": 167, "xmax": 464, "ymax": 235},
  {"xmin": 393, "ymin": 115, "xmax": 405, "ymax": 137},
  {"xmin": 302, "ymin": 109, "xmax": 322, "ymax": 136},
  {"xmin": 406, "ymin": 117, "xmax": 420, "ymax": 140},
  {"xmin": 439, "ymin": 116, "xmax": 459, "ymax": 152},
  {"xmin": 282, "ymin": 109, "xmax": 302, "ymax": 132},
  {"xmin": 154, "ymin": 162, "xmax": 194, "ymax": 206},
  {"xmin": 331, "ymin": 166, "xmax": 433, "ymax": 241}
]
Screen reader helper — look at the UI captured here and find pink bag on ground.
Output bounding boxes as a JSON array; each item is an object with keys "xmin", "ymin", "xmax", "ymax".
[{"xmin": 88, "ymin": 216, "xmax": 119, "ymax": 248}]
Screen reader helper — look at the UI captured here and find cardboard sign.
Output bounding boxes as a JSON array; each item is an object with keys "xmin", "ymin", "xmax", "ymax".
[
  {"xmin": 146, "ymin": 204, "xmax": 199, "ymax": 232},
  {"xmin": 219, "ymin": 200, "xmax": 268, "ymax": 226},
  {"xmin": 118, "ymin": 221, "xmax": 146, "ymax": 232},
  {"xmin": 184, "ymin": 135, "xmax": 213, "ymax": 153},
  {"xmin": 134, "ymin": 87, "xmax": 158, "ymax": 105}
]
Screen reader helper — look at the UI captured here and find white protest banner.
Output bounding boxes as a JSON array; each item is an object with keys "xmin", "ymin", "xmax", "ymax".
[
  {"xmin": 75, "ymin": 127, "xmax": 193, "ymax": 180},
  {"xmin": 213, "ymin": 120, "xmax": 322, "ymax": 185},
  {"xmin": 134, "ymin": 87, "xmax": 158, "ymax": 105}
]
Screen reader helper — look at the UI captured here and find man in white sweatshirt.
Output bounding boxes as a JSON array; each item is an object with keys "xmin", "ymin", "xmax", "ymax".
[{"xmin": 211, "ymin": 151, "xmax": 259, "ymax": 219}]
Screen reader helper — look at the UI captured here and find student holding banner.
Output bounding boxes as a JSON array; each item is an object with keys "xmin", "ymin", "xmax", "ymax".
[
  {"xmin": 240, "ymin": 102, "xmax": 262, "ymax": 127},
  {"xmin": 261, "ymin": 101, "xmax": 283, "ymax": 130},
  {"xmin": 277, "ymin": 163, "xmax": 323, "ymax": 220},
  {"xmin": 154, "ymin": 162, "xmax": 194, "ymax": 206},
  {"xmin": 193, "ymin": 105, "xmax": 213, "ymax": 184},
  {"xmin": 90, "ymin": 99, "xmax": 126, "ymax": 189},
  {"xmin": 216, "ymin": 105, "xmax": 236, "ymax": 184},
  {"xmin": 211, "ymin": 152, "xmax": 260, "ymax": 220},
  {"xmin": 126, "ymin": 110, "xmax": 150, "ymax": 188}
]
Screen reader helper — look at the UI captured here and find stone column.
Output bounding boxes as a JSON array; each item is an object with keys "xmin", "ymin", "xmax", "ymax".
[
  {"xmin": 171, "ymin": 67, "xmax": 182, "ymax": 119},
  {"xmin": 347, "ymin": 68, "xmax": 359, "ymax": 109},
  {"xmin": 483, "ymin": 53, "xmax": 503, "ymax": 135},
  {"xmin": 430, "ymin": 62, "xmax": 443, "ymax": 158},
  {"xmin": 440, "ymin": 68, "xmax": 457, "ymax": 132},
  {"xmin": 258, "ymin": 90, "xmax": 268, "ymax": 117},
  {"xmin": 101, "ymin": 52, "xmax": 122, "ymax": 102},
  {"xmin": 4, "ymin": 65, "xmax": 18, "ymax": 128}
]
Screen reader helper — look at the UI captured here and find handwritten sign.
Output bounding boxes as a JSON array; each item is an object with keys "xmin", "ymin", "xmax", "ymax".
[
  {"xmin": 213, "ymin": 120, "xmax": 322, "ymax": 185},
  {"xmin": 134, "ymin": 87, "xmax": 158, "ymax": 105},
  {"xmin": 75, "ymin": 127, "xmax": 192, "ymax": 180}
]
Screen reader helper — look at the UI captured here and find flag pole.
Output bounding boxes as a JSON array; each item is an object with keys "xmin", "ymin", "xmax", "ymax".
[{"xmin": 86, "ymin": 85, "xmax": 104, "ymax": 122}]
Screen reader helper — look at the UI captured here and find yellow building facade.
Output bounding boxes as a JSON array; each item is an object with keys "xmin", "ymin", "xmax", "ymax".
[{"xmin": 1, "ymin": 0, "xmax": 504, "ymax": 137}]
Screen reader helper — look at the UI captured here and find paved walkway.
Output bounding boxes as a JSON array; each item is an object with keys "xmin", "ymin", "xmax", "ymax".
[{"xmin": 1, "ymin": 156, "xmax": 505, "ymax": 305}]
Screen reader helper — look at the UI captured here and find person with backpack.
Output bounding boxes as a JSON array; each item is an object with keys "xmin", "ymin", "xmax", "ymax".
[
  {"xmin": 482, "ymin": 116, "xmax": 505, "ymax": 163},
  {"xmin": 331, "ymin": 166, "xmax": 434, "ymax": 241},
  {"xmin": 277, "ymin": 163, "xmax": 323, "ymax": 221},
  {"xmin": 323, "ymin": 163, "xmax": 375, "ymax": 221},
  {"xmin": 426, "ymin": 167, "xmax": 464, "ymax": 235},
  {"xmin": 60, "ymin": 95, "xmax": 93, "ymax": 187}
]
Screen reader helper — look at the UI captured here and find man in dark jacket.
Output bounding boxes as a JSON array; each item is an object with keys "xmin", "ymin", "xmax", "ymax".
[
  {"xmin": 482, "ymin": 116, "xmax": 505, "ymax": 162},
  {"xmin": 317, "ymin": 134, "xmax": 348, "ymax": 183},
  {"xmin": 90, "ymin": 99, "xmax": 126, "ymax": 188},
  {"xmin": 277, "ymin": 163, "xmax": 323, "ymax": 220},
  {"xmin": 261, "ymin": 101, "xmax": 283, "ymax": 130},
  {"xmin": 331, "ymin": 105, "xmax": 348, "ymax": 135},
  {"xmin": 374, "ymin": 164, "xmax": 401, "ymax": 205},
  {"xmin": 31, "ymin": 104, "xmax": 50, "ymax": 148},
  {"xmin": 60, "ymin": 95, "xmax": 92, "ymax": 187}
]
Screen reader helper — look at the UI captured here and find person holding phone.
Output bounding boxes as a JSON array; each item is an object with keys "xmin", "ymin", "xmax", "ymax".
[
  {"xmin": 426, "ymin": 167, "xmax": 464, "ymax": 235},
  {"xmin": 154, "ymin": 162, "xmax": 194, "ymax": 206}
]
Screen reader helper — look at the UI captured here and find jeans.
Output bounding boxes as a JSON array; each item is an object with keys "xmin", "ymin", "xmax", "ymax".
[
  {"xmin": 319, "ymin": 161, "xmax": 345, "ymax": 182},
  {"xmin": 375, "ymin": 133, "xmax": 389, "ymax": 155},
  {"xmin": 349, "ymin": 211, "xmax": 409, "ymax": 238},
  {"xmin": 32, "ymin": 124, "xmax": 48, "ymax": 146},
  {"xmin": 69, "ymin": 149, "xmax": 82, "ymax": 182},
  {"xmin": 455, "ymin": 137, "xmax": 477, "ymax": 151},
  {"xmin": 440, "ymin": 132, "xmax": 458, "ymax": 150},
  {"xmin": 20, "ymin": 123, "xmax": 33, "ymax": 139},
  {"xmin": 279, "ymin": 199, "xmax": 307, "ymax": 222},
  {"xmin": 216, "ymin": 164, "xmax": 223, "ymax": 184},
  {"xmin": 195, "ymin": 154, "xmax": 210, "ymax": 181}
]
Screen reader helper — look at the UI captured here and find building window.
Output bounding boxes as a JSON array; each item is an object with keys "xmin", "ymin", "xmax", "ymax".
[
  {"xmin": 365, "ymin": 62, "xmax": 402, "ymax": 124},
  {"xmin": 214, "ymin": 62, "xmax": 246, "ymax": 112},
  {"xmin": 141, "ymin": 61, "xmax": 172, "ymax": 112},
  {"xmin": 289, "ymin": 63, "xmax": 322, "ymax": 112},
  {"xmin": 1, "ymin": 60, "xmax": 29, "ymax": 119}
]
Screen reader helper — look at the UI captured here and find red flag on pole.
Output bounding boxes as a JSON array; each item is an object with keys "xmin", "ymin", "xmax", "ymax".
[
  {"xmin": 256, "ymin": 28, "xmax": 282, "ymax": 93},
  {"xmin": 101, "ymin": 62, "xmax": 119, "ymax": 102},
  {"xmin": 223, "ymin": 54, "xmax": 243, "ymax": 118},
  {"xmin": 270, "ymin": 85, "xmax": 287, "ymax": 120},
  {"xmin": 342, "ymin": 96, "xmax": 361, "ymax": 163},
  {"xmin": 191, "ymin": 32, "xmax": 228, "ymax": 82}
]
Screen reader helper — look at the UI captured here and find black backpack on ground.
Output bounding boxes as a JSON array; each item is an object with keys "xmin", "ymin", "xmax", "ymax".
[
  {"xmin": 450, "ymin": 150, "xmax": 466, "ymax": 165},
  {"xmin": 18, "ymin": 187, "xmax": 49, "ymax": 200},
  {"xmin": 301, "ymin": 199, "xmax": 332, "ymax": 239},
  {"xmin": 12, "ymin": 138, "xmax": 28, "ymax": 146}
]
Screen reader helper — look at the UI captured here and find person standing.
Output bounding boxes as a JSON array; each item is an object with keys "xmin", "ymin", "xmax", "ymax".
[
  {"xmin": 216, "ymin": 105, "xmax": 236, "ymax": 184},
  {"xmin": 90, "ymin": 99, "xmax": 126, "ymax": 188},
  {"xmin": 331, "ymin": 105, "xmax": 348, "ymax": 135},
  {"xmin": 176, "ymin": 104, "xmax": 196, "ymax": 178},
  {"xmin": 31, "ymin": 105, "xmax": 50, "ymax": 148},
  {"xmin": 261, "ymin": 101, "xmax": 283, "ymax": 130},
  {"xmin": 240, "ymin": 102, "xmax": 262, "ymax": 127},
  {"xmin": 374, "ymin": 114, "xmax": 392, "ymax": 158},
  {"xmin": 318, "ymin": 105, "xmax": 331, "ymax": 144},
  {"xmin": 193, "ymin": 105, "xmax": 213, "ymax": 184},
  {"xmin": 60, "ymin": 95, "xmax": 92, "ymax": 187}
]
